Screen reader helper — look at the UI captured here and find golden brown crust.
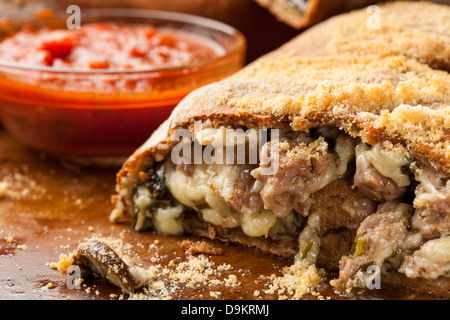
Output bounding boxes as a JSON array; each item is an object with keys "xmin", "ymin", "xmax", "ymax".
[
  {"xmin": 120, "ymin": 55, "xmax": 449, "ymax": 179},
  {"xmin": 115, "ymin": 1, "xmax": 450, "ymax": 220},
  {"xmin": 271, "ymin": 1, "xmax": 450, "ymax": 71},
  {"xmin": 113, "ymin": 2, "xmax": 450, "ymax": 298}
]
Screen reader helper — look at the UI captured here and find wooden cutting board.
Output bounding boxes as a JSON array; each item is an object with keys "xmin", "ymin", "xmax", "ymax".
[{"xmin": 0, "ymin": 127, "xmax": 430, "ymax": 300}]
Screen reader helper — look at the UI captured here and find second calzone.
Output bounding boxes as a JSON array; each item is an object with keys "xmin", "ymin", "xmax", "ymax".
[{"xmin": 111, "ymin": 2, "xmax": 450, "ymax": 297}]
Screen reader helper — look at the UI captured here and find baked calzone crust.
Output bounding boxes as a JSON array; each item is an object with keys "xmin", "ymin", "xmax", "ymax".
[{"xmin": 111, "ymin": 1, "xmax": 450, "ymax": 297}]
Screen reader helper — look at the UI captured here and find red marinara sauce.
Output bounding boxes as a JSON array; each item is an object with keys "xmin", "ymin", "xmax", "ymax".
[
  {"xmin": 0, "ymin": 18, "xmax": 245, "ymax": 163},
  {"xmin": 0, "ymin": 23, "xmax": 220, "ymax": 70}
]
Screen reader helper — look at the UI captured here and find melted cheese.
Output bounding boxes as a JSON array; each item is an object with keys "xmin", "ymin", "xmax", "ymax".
[
  {"xmin": 401, "ymin": 236, "xmax": 450, "ymax": 279},
  {"xmin": 153, "ymin": 205, "xmax": 184, "ymax": 235},
  {"xmin": 356, "ymin": 143, "xmax": 411, "ymax": 187},
  {"xmin": 417, "ymin": 237, "xmax": 450, "ymax": 266},
  {"xmin": 133, "ymin": 184, "xmax": 184, "ymax": 235},
  {"xmin": 164, "ymin": 160, "xmax": 277, "ymax": 237},
  {"xmin": 318, "ymin": 135, "xmax": 355, "ymax": 189},
  {"xmin": 133, "ymin": 186, "xmax": 153, "ymax": 231},
  {"xmin": 240, "ymin": 210, "xmax": 278, "ymax": 238}
]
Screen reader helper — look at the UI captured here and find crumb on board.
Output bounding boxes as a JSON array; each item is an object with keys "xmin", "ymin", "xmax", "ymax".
[
  {"xmin": 17, "ymin": 244, "xmax": 28, "ymax": 251},
  {"xmin": 263, "ymin": 259, "xmax": 326, "ymax": 300},
  {"xmin": 4, "ymin": 235, "xmax": 28, "ymax": 251},
  {"xmin": 46, "ymin": 282, "xmax": 56, "ymax": 289},
  {"xmin": 0, "ymin": 168, "xmax": 45, "ymax": 200},
  {"xmin": 49, "ymin": 236, "xmax": 328, "ymax": 300}
]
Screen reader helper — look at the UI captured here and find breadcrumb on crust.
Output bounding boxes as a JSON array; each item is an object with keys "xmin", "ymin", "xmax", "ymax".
[
  {"xmin": 113, "ymin": 2, "xmax": 450, "ymax": 227},
  {"xmin": 108, "ymin": 4, "xmax": 450, "ymax": 299},
  {"xmin": 276, "ymin": 1, "xmax": 450, "ymax": 72},
  {"xmin": 168, "ymin": 55, "xmax": 449, "ymax": 175}
]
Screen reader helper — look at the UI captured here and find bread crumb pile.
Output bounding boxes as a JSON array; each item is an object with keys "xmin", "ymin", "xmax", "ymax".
[
  {"xmin": 51, "ymin": 236, "xmax": 327, "ymax": 300},
  {"xmin": 129, "ymin": 255, "xmax": 327, "ymax": 300},
  {"xmin": 169, "ymin": 254, "xmax": 232, "ymax": 286},
  {"xmin": 262, "ymin": 260, "xmax": 326, "ymax": 300},
  {"xmin": 0, "ymin": 167, "xmax": 45, "ymax": 200},
  {"xmin": 128, "ymin": 254, "xmax": 239, "ymax": 300}
]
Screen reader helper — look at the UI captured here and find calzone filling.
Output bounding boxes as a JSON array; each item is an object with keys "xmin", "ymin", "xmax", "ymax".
[{"xmin": 128, "ymin": 125, "xmax": 449, "ymax": 291}]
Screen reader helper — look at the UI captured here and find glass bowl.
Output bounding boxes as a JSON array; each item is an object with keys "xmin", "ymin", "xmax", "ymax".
[{"xmin": 0, "ymin": 9, "xmax": 246, "ymax": 165}]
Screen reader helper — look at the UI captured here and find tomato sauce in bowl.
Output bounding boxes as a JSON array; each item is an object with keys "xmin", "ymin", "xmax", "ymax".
[
  {"xmin": 0, "ymin": 22, "xmax": 221, "ymax": 70},
  {"xmin": 0, "ymin": 9, "xmax": 245, "ymax": 165}
]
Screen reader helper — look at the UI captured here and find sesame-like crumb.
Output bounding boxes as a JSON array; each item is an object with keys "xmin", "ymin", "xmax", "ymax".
[
  {"xmin": 263, "ymin": 260, "xmax": 325, "ymax": 300},
  {"xmin": 17, "ymin": 244, "xmax": 28, "ymax": 251},
  {"xmin": 46, "ymin": 282, "xmax": 56, "ymax": 289},
  {"xmin": 0, "ymin": 169, "xmax": 45, "ymax": 200},
  {"xmin": 210, "ymin": 291, "xmax": 221, "ymax": 299},
  {"xmin": 50, "ymin": 235, "xmax": 330, "ymax": 300},
  {"xmin": 127, "ymin": 253, "xmax": 244, "ymax": 300}
]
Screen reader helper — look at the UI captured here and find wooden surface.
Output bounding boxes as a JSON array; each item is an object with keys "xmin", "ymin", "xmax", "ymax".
[{"xmin": 0, "ymin": 127, "xmax": 434, "ymax": 300}]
